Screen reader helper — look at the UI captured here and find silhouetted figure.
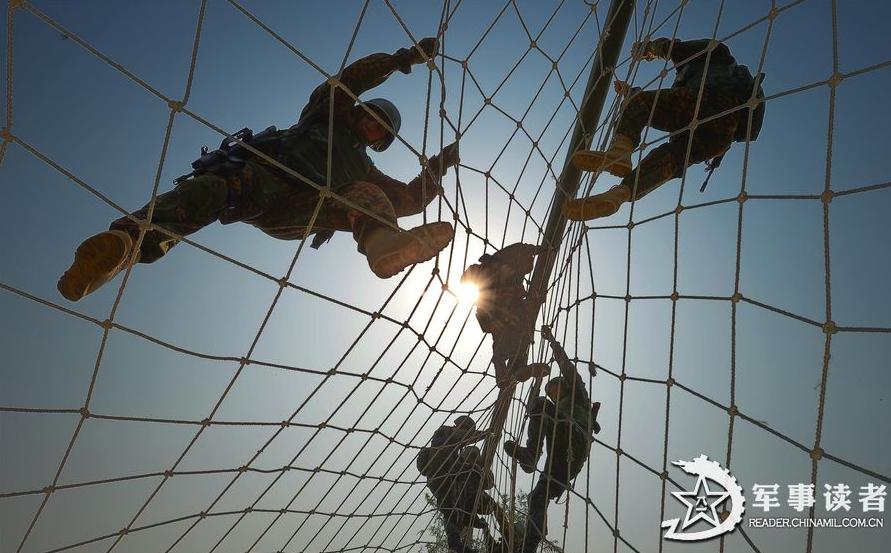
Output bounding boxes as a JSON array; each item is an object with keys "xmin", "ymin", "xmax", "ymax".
[
  {"xmin": 567, "ymin": 37, "xmax": 765, "ymax": 220},
  {"xmin": 461, "ymin": 243, "xmax": 550, "ymax": 388},
  {"xmin": 59, "ymin": 38, "xmax": 458, "ymax": 301},
  {"xmin": 417, "ymin": 417, "xmax": 493, "ymax": 553},
  {"xmin": 504, "ymin": 327, "xmax": 601, "ymax": 553}
]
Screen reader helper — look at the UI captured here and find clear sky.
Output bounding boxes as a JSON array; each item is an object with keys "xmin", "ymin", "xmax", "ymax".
[{"xmin": 1, "ymin": 1, "xmax": 890, "ymax": 553}]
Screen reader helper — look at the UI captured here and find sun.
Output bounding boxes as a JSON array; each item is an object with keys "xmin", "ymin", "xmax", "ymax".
[{"xmin": 454, "ymin": 281, "xmax": 480, "ymax": 305}]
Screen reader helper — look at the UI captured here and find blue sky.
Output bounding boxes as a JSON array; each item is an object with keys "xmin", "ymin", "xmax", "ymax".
[{"xmin": 1, "ymin": 1, "xmax": 890, "ymax": 552}]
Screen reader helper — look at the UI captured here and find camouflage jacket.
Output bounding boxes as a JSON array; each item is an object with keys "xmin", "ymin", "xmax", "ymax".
[
  {"xmin": 462, "ymin": 243, "xmax": 542, "ymax": 336},
  {"xmin": 417, "ymin": 425, "xmax": 486, "ymax": 497},
  {"xmin": 650, "ymin": 38, "xmax": 747, "ymax": 93},
  {"xmin": 288, "ymin": 51, "xmax": 445, "ymax": 212}
]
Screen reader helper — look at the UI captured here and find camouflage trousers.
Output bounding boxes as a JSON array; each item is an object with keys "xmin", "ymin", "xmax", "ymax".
[
  {"xmin": 111, "ymin": 161, "xmax": 396, "ymax": 263},
  {"xmin": 617, "ymin": 86, "xmax": 744, "ymax": 199},
  {"xmin": 521, "ymin": 397, "xmax": 590, "ymax": 553},
  {"xmin": 440, "ymin": 487, "xmax": 494, "ymax": 553},
  {"xmin": 488, "ymin": 298, "xmax": 537, "ymax": 384}
]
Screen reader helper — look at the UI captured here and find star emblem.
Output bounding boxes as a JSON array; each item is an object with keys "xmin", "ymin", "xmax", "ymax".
[{"xmin": 671, "ymin": 475, "xmax": 730, "ymax": 530}]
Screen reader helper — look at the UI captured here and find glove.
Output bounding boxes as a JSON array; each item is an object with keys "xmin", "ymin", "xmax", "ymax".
[
  {"xmin": 427, "ymin": 141, "xmax": 460, "ymax": 173},
  {"xmin": 614, "ymin": 79, "xmax": 631, "ymax": 95},
  {"xmin": 394, "ymin": 37, "xmax": 439, "ymax": 74},
  {"xmin": 632, "ymin": 37, "xmax": 673, "ymax": 61}
]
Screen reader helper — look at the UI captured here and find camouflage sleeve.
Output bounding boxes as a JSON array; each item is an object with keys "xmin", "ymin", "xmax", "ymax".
[
  {"xmin": 663, "ymin": 38, "xmax": 736, "ymax": 66},
  {"xmin": 490, "ymin": 243, "xmax": 541, "ymax": 277},
  {"xmin": 365, "ymin": 163, "xmax": 444, "ymax": 218},
  {"xmin": 298, "ymin": 51, "xmax": 408, "ymax": 125},
  {"xmin": 431, "ymin": 425, "xmax": 486, "ymax": 450},
  {"xmin": 430, "ymin": 426, "xmax": 453, "ymax": 448},
  {"xmin": 544, "ymin": 327, "xmax": 589, "ymax": 404},
  {"xmin": 471, "ymin": 260, "xmax": 524, "ymax": 289}
]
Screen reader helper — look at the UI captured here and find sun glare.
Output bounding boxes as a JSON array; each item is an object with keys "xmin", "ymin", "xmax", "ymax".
[{"xmin": 455, "ymin": 281, "xmax": 481, "ymax": 305}]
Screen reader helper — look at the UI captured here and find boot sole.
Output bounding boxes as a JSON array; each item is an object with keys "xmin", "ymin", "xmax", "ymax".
[
  {"xmin": 370, "ymin": 222, "xmax": 454, "ymax": 279},
  {"xmin": 564, "ymin": 196, "xmax": 623, "ymax": 222},
  {"xmin": 571, "ymin": 150, "xmax": 632, "ymax": 178},
  {"xmin": 58, "ymin": 232, "xmax": 130, "ymax": 301}
]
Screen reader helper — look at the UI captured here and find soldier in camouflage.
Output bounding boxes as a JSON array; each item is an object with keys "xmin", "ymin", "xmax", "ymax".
[
  {"xmin": 567, "ymin": 37, "xmax": 765, "ymax": 221},
  {"xmin": 58, "ymin": 38, "xmax": 458, "ymax": 301},
  {"xmin": 460, "ymin": 243, "xmax": 551, "ymax": 388},
  {"xmin": 417, "ymin": 417, "xmax": 493, "ymax": 553},
  {"xmin": 504, "ymin": 326, "xmax": 601, "ymax": 553}
]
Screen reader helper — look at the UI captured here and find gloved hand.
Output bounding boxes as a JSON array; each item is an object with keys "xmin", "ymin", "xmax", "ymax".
[
  {"xmin": 632, "ymin": 37, "xmax": 673, "ymax": 61},
  {"xmin": 395, "ymin": 37, "xmax": 439, "ymax": 74},
  {"xmin": 427, "ymin": 141, "xmax": 460, "ymax": 173}
]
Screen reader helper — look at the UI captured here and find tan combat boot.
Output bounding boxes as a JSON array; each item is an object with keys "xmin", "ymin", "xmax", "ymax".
[
  {"xmin": 564, "ymin": 184, "xmax": 632, "ymax": 221},
  {"xmin": 364, "ymin": 221, "xmax": 454, "ymax": 278},
  {"xmin": 58, "ymin": 230, "xmax": 134, "ymax": 301},
  {"xmin": 571, "ymin": 134, "xmax": 634, "ymax": 177}
]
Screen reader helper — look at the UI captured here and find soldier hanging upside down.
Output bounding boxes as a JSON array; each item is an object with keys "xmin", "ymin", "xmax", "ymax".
[
  {"xmin": 503, "ymin": 326, "xmax": 601, "ymax": 553},
  {"xmin": 58, "ymin": 38, "xmax": 459, "ymax": 301},
  {"xmin": 566, "ymin": 37, "xmax": 766, "ymax": 221},
  {"xmin": 460, "ymin": 243, "xmax": 551, "ymax": 388},
  {"xmin": 417, "ymin": 416, "xmax": 497, "ymax": 553}
]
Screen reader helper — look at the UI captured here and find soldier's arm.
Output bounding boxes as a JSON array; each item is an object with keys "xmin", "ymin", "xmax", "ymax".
[
  {"xmin": 651, "ymin": 38, "xmax": 735, "ymax": 66},
  {"xmin": 364, "ymin": 164, "xmax": 444, "ymax": 218},
  {"xmin": 434, "ymin": 426, "xmax": 488, "ymax": 449},
  {"xmin": 365, "ymin": 141, "xmax": 457, "ymax": 217},
  {"xmin": 298, "ymin": 53, "xmax": 404, "ymax": 126},
  {"xmin": 298, "ymin": 39, "xmax": 437, "ymax": 126},
  {"xmin": 490, "ymin": 243, "xmax": 542, "ymax": 277},
  {"xmin": 542, "ymin": 326, "xmax": 589, "ymax": 402}
]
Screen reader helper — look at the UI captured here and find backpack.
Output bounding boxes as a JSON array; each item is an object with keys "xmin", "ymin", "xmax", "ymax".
[{"xmin": 732, "ymin": 65, "xmax": 766, "ymax": 143}]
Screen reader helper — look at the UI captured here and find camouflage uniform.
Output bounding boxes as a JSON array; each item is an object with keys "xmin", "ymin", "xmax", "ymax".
[
  {"xmin": 417, "ymin": 424, "xmax": 491, "ymax": 553},
  {"xmin": 111, "ymin": 51, "xmax": 443, "ymax": 263},
  {"xmin": 519, "ymin": 336, "xmax": 599, "ymax": 553},
  {"xmin": 618, "ymin": 38, "xmax": 752, "ymax": 199},
  {"xmin": 461, "ymin": 243, "xmax": 543, "ymax": 385},
  {"xmin": 443, "ymin": 449, "xmax": 497, "ymax": 553}
]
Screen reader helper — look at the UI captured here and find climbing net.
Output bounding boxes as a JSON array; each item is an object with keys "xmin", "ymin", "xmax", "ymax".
[{"xmin": 2, "ymin": 1, "xmax": 890, "ymax": 552}]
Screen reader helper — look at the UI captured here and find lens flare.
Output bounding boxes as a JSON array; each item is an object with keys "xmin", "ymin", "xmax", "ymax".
[{"xmin": 455, "ymin": 281, "xmax": 480, "ymax": 305}]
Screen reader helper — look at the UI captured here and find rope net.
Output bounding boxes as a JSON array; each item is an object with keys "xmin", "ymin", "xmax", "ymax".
[{"xmin": 2, "ymin": 1, "xmax": 890, "ymax": 552}]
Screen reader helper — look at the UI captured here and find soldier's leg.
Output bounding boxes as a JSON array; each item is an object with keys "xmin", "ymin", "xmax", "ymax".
[
  {"xmin": 322, "ymin": 181, "xmax": 397, "ymax": 250},
  {"xmin": 618, "ymin": 87, "xmax": 703, "ymax": 145},
  {"xmin": 623, "ymin": 94, "xmax": 739, "ymax": 200},
  {"xmin": 519, "ymin": 450, "xmax": 573, "ymax": 553},
  {"xmin": 491, "ymin": 332, "xmax": 525, "ymax": 387},
  {"xmin": 521, "ymin": 476, "xmax": 552, "ymax": 553},
  {"xmin": 524, "ymin": 397, "xmax": 557, "ymax": 456},
  {"xmin": 109, "ymin": 173, "xmax": 234, "ymax": 263},
  {"xmin": 615, "ymin": 89, "xmax": 663, "ymax": 146},
  {"xmin": 326, "ymin": 181, "xmax": 454, "ymax": 279},
  {"xmin": 567, "ymin": 88, "xmax": 706, "ymax": 216},
  {"xmin": 444, "ymin": 519, "xmax": 479, "ymax": 553},
  {"xmin": 620, "ymin": 139, "xmax": 688, "ymax": 199},
  {"xmin": 504, "ymin": 397, "xmax": 554, "ymax": 472},
  {"xmin": 59, "ymin": 171, "xmax": 239, "ymax": 301},
  {"xmin": 540, "ymin": 450, "xmax": 573, "ymax": 501}
]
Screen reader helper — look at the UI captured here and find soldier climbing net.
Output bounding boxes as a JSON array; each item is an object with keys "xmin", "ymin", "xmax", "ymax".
[{"xmin": 2, "ymin": 1, "xmax": 890, "ymax": 553}]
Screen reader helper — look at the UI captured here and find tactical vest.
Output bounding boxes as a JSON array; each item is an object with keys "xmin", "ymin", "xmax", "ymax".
[
  {"xmin": 731, "ymin": 65, "xmax": 767, "ymax": 143},
  {"xmin": 675, "ymin": 61, "xmax": 766, "ymax": 144},
  {"xmin": 277, "ymin": 119, "xmax": 373, "ymax": 192},
  {"xmin": 557, "ymin": 396, "xmax": 597, "ymax": 442},
  {"xmin": 674, "ymin": 60, "xmax": 738, "ymax": 91}
]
